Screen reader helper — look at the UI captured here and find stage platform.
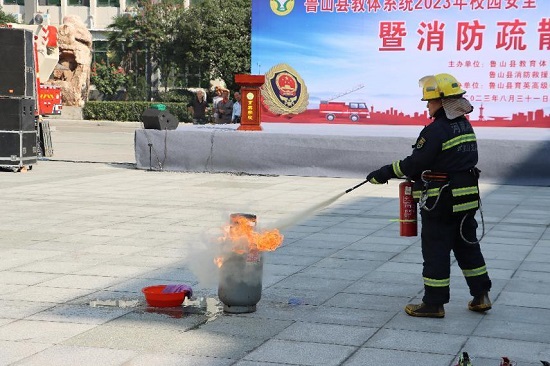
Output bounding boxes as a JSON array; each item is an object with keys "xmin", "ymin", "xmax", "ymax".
[{"xmin": 134, "ymin": 123, "xmax": 550, "ymax": 186}]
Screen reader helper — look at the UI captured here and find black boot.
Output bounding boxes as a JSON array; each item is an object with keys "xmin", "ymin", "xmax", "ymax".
[
  {"xmin": 468, "ymin": 292, "xmax": 492, "ymax": 312},
  {"xmin": 457, "ymin": 352, "xmax": 473, "ymax": 366},
  {"xmin": 404, "ymin": 302, "xmax": 445, "ymax": 318}
]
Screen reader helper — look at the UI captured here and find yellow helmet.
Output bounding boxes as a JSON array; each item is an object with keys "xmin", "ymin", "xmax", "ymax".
[{"xmin": 419, "ymin": 73, "xmax": 466, "ymax": 101}]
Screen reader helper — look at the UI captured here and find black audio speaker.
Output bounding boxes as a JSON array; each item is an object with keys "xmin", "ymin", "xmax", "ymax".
[
  {"xmin": 0, "ymin": 28, "xmax": 36, "ymax": 98},
  {"xmin": 141, "ymin": 109, "xmax": 179, "ymax": 130},
  {"xmin": 0, "ymin": 98, "xmax": 36, "ymax": 131}
]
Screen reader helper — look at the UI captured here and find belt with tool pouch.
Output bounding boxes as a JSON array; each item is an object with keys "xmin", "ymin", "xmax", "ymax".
[{"xmin": 413, "ymin": 169, "xmax": 480, "ymax": 213}]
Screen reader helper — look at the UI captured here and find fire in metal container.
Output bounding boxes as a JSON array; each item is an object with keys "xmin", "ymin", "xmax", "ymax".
[{"xmin": 216, "ymin": 213, "xmax": 283, "ymax": 313}]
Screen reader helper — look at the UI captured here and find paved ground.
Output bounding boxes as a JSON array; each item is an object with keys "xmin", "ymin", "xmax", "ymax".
[{"xmin": 0, "ymin": 120, "xmax": 549, "ymax": 366}]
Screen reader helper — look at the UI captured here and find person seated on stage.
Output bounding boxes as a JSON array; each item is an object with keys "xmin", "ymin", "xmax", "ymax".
[
  {"xmin": 217, "ymin": 89, "xmax": 234, "ymax": 124},
  {"xmin": 231, "ymin": 91, "xmax": 241, "ymax": 124},
  {"xmin": 187, "ymin": 89, "xmax": 208, "ymax": 125}
]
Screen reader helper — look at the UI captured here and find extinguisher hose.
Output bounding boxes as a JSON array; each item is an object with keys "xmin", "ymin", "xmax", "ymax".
[
  {"xmin": 345, "ymin": 179, "xmax": 369, "ymax": 194},
  {"xmin": 420, "ymin": 184, "xmax": 486, "ymax": 245},
  {"xmin": 459, "ymin": 199, "xmax": 486, "ymax": 245},
  {"xmin": 419, "ymin": 183, "xmax": 449, "ymax": 211}
]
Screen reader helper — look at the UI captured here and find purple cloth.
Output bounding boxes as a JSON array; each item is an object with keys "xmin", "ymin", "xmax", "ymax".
[{"xmin": 162, "ymin": 284, "xmax": 193, "ymax": 297}]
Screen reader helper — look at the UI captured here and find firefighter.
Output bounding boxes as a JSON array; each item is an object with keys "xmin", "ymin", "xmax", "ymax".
[{"xmin": 366, "ymin": 73, "xmax": 492, "ymax": 318}]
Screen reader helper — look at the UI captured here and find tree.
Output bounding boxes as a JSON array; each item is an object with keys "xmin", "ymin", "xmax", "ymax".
[
  {"xmin": 101, "ymin": 0, "xmax": 252, "ymax": 99},
  {"xmin": 106, "ymin": 0, "xmax": 184, "ymax": 98},
  {"xmin": 174, "ymin": 0, "xmax": 251, "ymax": 92},
  {"xmin": 106, "ymin": 14, "xmax": 145, "ymax": 75},
  {"xmin": 136, "ymin": 0, "xmax": 183, "ymax": 91},
  {"xmin": 210, "ymin": 0, "xmax": 251, "ymax": 91},
  {"xmin": 90, "ymin": 61, "xmax": 129, "ymax": 100}
]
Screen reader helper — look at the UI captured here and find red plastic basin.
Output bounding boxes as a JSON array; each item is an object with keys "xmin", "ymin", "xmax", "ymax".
[{"xmin": 142, "ymin": 285, "xmax": 188, "ymax": 307}]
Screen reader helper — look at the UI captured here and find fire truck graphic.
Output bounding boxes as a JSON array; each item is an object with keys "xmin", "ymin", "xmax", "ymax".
[{"xmin": 319, "ymin": 100, "xmax": 371, "ymax": 122}]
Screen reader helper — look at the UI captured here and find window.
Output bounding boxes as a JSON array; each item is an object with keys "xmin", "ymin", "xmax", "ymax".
[
  {"xmin": 68, "ymin": 0, "xmax": 90, "ymax": 5},
  {"xmin": 3, "ymin": 0, "xmax": 25, "ymax": 5},
  {"xmin": 38, "ymin": 0, "xmax": 60, "ymax": 5},
  {"xmin": 92, "ymin": 41, "xmax": 108, "ymax": 64},
  {"xmin": 97, "ymin": 0, "xmax": 119, "ymax": 7}
]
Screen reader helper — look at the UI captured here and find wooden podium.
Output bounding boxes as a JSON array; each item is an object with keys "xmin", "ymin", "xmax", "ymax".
[{"xmin": 235, "ymin": 74, "xmax": 265, "ymax": 131}]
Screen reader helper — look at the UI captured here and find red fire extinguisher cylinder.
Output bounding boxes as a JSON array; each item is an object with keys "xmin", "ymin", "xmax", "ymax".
[{"xmin": 399, "ymin": 180, "xmax": 418, "ymax": 236}]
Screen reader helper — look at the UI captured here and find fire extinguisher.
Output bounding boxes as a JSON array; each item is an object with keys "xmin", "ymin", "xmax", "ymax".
[{"xmin": 399, "ymin": 180, "xmax": 418, "ymax": 236}]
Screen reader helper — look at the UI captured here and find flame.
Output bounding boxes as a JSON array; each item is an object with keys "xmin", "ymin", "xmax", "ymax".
[
  {"xmin": 214, "ymin": 257, "xmax": 224, "ymax": 268},
  {"xmin": 214, "ymin": 216, "xmax": 284, "ymax": 267},
  {"xmin": 255, "ymin": 230, "xmax": 284, "ymax": 252}
]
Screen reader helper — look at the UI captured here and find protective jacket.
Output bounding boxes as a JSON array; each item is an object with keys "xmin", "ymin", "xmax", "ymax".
[{"xmin": 389, "ymin": 108, "xmax": 480, "ymax": 214}]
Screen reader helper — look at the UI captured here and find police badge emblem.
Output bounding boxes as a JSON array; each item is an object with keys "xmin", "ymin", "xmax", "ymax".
[
  {"xmin": 415, "ymin": 137, "xmax": 426, "ymax": 149},
  {"xmin": 261, "ymin": 63, "xmax": 309, "ymax": 115}
]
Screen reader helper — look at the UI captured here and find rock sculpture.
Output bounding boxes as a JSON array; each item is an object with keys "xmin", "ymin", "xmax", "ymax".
[{"xmin": 50, "ymin": 15, "xmax": 92, "ymax": 107}]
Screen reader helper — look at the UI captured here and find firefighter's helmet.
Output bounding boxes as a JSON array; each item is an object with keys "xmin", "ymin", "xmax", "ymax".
[{"xmin": 419, "ymin": 73, "xmax": 466, "ymax": 101}]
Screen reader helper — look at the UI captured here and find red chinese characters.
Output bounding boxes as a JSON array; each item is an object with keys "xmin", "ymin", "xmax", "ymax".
[
  {"xmin": 457, "ymin": 20, "xmax": 486, "ymax": 51},
  {"xmin": 417, "ymin": 20, "xmax": 445, "ymax": 51},
  {"xmin": 376, "ymin": 18, "xmax": 548, "ymax": 52},
  {"xmin": 496, "ymin": 19, "xmax": 527, "ymax": 50},
  {"xmin": 304, "ymin": 0, "xmax": 319, "ymax": 13},
  {"xmin": 335, "ymin": 0, "xmax": 349, "ymax": 12},
  {"xmin": 538, "ymin": 18, "xmax": 550, "ymax": 50},
  {"xmin": 350, "ymin": 0, "xmax": 365, "ymax": 12},
  {"xmin": 302, "ymin": 0, "xmax": 539, "ymax": 12},
  {"xmin": 379, "ymin": 21, "xmax": 407, "ymax": 51}
]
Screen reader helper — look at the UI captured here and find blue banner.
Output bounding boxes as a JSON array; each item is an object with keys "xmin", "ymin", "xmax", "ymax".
[{"xmin": 252, "ymin": 0, "xmax": 550, "ymax": 127}]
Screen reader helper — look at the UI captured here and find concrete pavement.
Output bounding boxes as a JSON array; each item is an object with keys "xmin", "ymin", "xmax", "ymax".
[{"xmin": 0, "ymin": 119, "xmax": 549, "ymax": 365}]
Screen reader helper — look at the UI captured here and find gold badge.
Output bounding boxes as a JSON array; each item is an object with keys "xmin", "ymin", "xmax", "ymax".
[
  {"xmin": 270, "ymin": 0, "xmax": 294, "ymax": 16},
  {"xmin": 416, "ymin": 137, "xmax": 426, "ymax": 149},
  {"xmin": 261, "ymin": 63, "xmax": 309, "ymax": 116}
]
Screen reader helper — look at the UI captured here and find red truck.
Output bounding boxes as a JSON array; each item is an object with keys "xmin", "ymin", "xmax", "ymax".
[
  {"xmin": 1, "ymin": 22, "xmax": 62, "ymax": 116},
  {"xmin": 319, "ymin": 101, "xmax": 370, "ymax": 122}
]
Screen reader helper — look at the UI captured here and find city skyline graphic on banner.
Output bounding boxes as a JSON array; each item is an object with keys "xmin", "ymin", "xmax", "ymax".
[{"xmin": 251, "ymin": 0, "xmax": 550, "ymax": 126}]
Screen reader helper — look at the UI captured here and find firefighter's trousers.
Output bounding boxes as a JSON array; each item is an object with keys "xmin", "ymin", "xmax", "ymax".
[{"xmin": 420, "ymin": 189, "xmax": 492, "ymax": 305}]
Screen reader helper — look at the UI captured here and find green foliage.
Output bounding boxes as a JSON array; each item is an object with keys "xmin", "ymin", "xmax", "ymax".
[
  {"xmin": 156, "ymin": 89, "xmax": 194, "ymax": 103},
  {"xmin": 100, "ymin": 0, "xmax": 251, "ymax": 100},
  {"xmin": 90, "ymin": 62, "xmax": 129, "ymax": 100},
  {"xmin": 106, "ymin": 14, "xmax": 146, "ymax": 74},
  {"xmin": 126, "ymin": 75, "xmax": 149, "ymax": 101},
  {"xmin": 136, "ymin": 0, "xmax": 182, "ymax": 88},
  {"xmin": 0, "ymin": 7, "xmax": 18, "ymax": 24},
  {"xmin": 174, "ymin": 0, "xmax": 251, "ymax": 92},
  {"xmin": 83, "ymin": 101, "xmax": 193, "ymax": 122}
]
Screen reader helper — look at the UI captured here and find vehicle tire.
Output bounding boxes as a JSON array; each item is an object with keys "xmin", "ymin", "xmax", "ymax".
[
  {"xmin": 326, "ymin": 114, "xmax": 335, "ymax": 121},
  {"xmin": 350, "ymin": 114, "xmax": 359, "ymax": 122}
]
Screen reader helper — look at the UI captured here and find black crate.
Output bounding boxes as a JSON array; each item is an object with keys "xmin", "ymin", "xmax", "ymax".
[
  {"xmin": 0, "ymin": 98, "xmax": 35, "ymax": 131},
  {"xmin": 0, "ymin": 131, "xmax": 37, "ymax": 168},
  {"xmin": 0, "ymin": 28, "xmax": 36, "ymax": 98},
  {"xmin": 37, "ymin": 120, "xmax": 54, "ymax": 157}
]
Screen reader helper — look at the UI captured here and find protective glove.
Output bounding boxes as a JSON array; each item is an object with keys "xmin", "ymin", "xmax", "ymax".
[{"xmin": 366, "ymin": 165, "xmax": 394, "ymax": 184}]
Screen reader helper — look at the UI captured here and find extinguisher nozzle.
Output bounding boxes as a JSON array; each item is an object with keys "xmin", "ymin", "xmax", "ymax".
[{"xmin": 345, "ymin": 179, "xmax": 369, "ymax": 194}]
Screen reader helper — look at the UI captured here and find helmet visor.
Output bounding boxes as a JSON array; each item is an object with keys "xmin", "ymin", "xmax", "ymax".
[{"xmin": 419, "ymin": 75, "xmax": 440, "ymax": 101}]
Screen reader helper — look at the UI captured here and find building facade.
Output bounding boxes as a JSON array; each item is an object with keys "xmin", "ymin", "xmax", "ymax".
[{"xmin": 2, "ymin": 0, "xmax": 190, "ymax": 41}]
